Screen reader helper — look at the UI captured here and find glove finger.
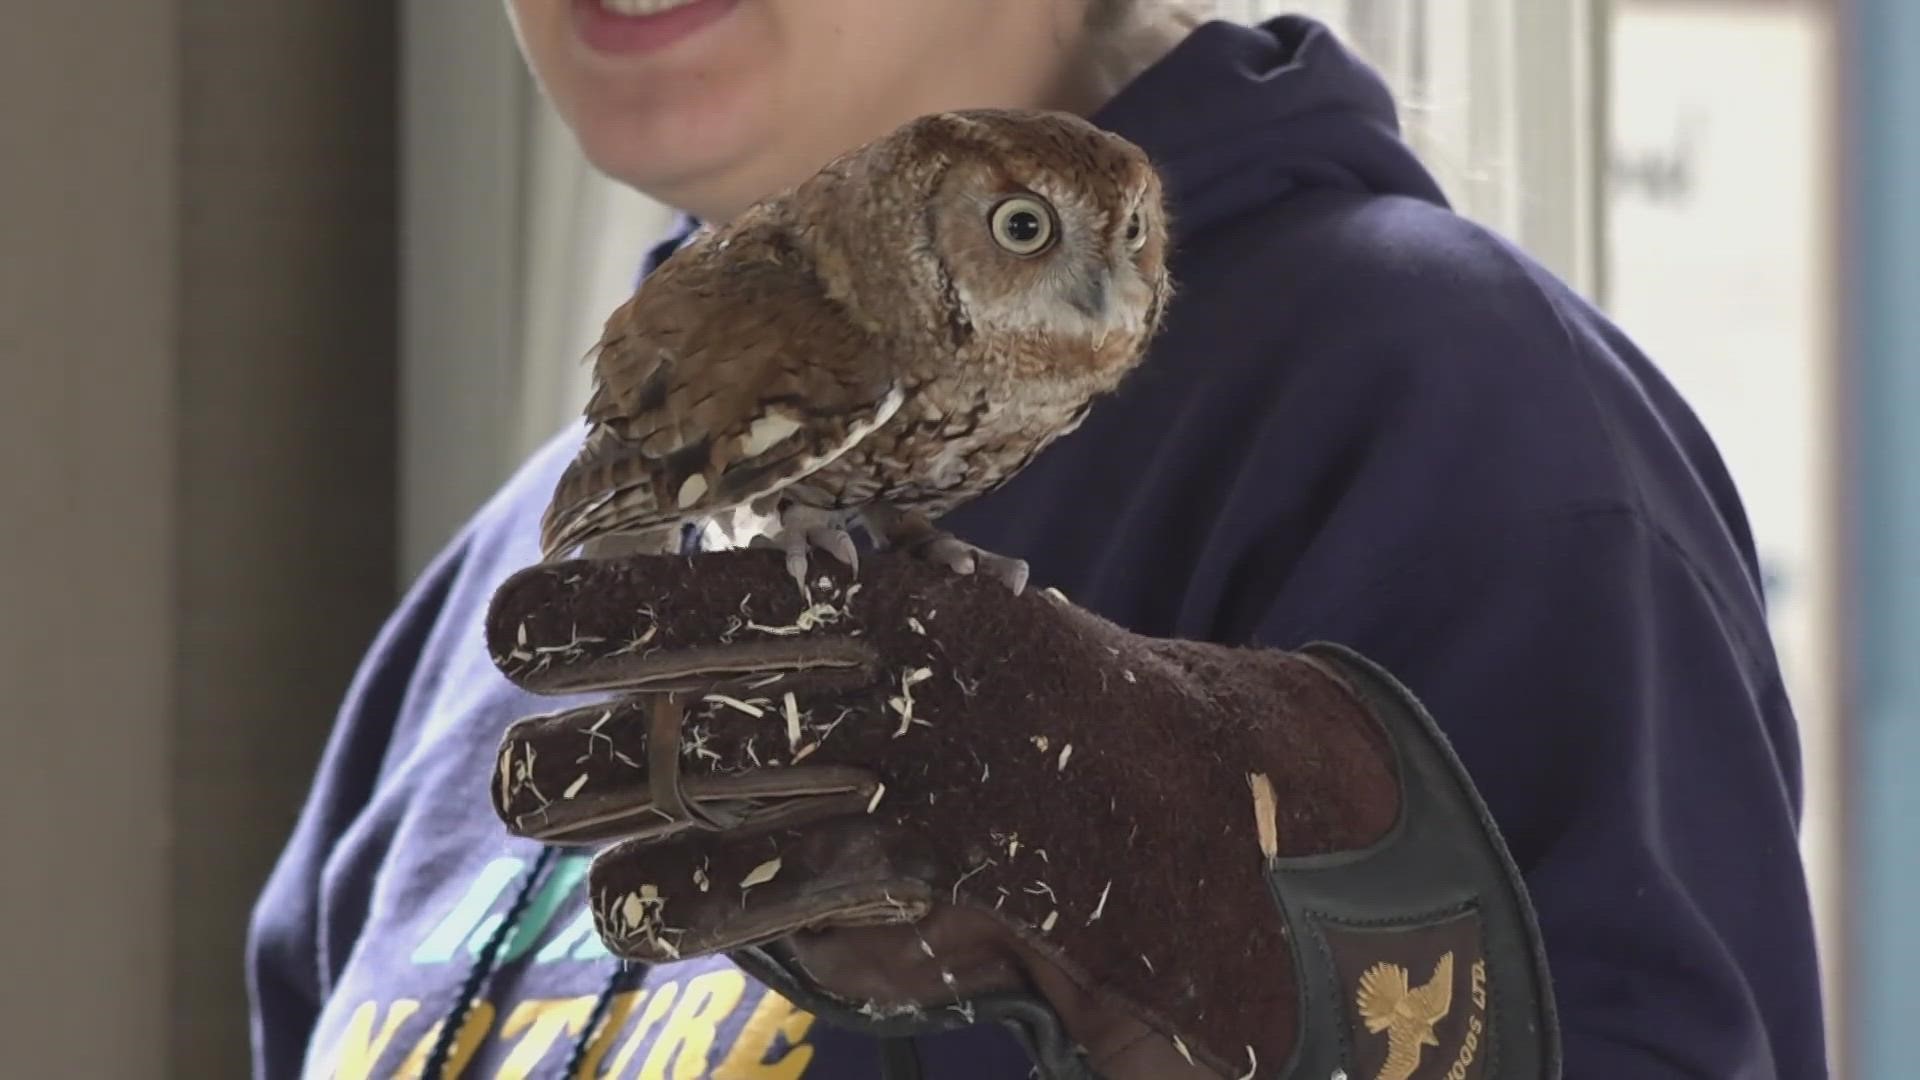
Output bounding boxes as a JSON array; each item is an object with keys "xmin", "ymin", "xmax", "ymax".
[
  {"xmin": 494, "ymin": 693, "xmax": 882, "ymax": 846},
  {"xmin": 590, "ymin": 820, "xmax": 1223, "ymax": 1079},
  {"xmin": 485, "ymin": 555, "xmax": 881, "ymax": 696},
  {"xmin": 741, "ymin": 916, "xmax": 1226, "ymax": 1080},
  {"xmin": 587, "ymin": 805, "xmax": 1234, "ymax": 1078},
  {"xmin": 586, "ymin": 815, "xmax": 939, "ymax": 965}
]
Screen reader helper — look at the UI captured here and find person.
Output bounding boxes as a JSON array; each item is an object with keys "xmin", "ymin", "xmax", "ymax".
[{"xmin": 245, "ymin": 1, "xmax": 1828, "ymax": 1078}]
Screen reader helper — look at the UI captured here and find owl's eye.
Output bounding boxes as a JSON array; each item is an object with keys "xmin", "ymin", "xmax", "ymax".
[
  {"xmin": 1125, "ymin": 211, "xmax": 1148, "ymax": 252},
  {"xmin": 988, "ymin": 196, "xmax": 1056, "ymax": 256}
]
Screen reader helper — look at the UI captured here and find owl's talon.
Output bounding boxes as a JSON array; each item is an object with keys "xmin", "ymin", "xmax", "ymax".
[
  {"xmin": 765, "ymin": 505, "xmax": 853, "ymax": 594},
  {"xmin": 785, "ymin": 555, "xmax": 812, "ymax": 594},
  {"xmin": 772, "ymin": 531, "xmax": 813, "ymax": 596},
  {"xmin": 862, "ymin": 509, "xmax": 1027, "ymax": 593},
  {"xmin": 917, "ymin": 535, "xmax": 977, "ymax": 576},
  {"xmin": 912, "ymin": 534, "xmax": 1027, "ymax": 595},
  {"xmin": 807, "ymin": 527, "xmax": 860, "ymax": 574},
  {"xmin": 977, "ymin": 552, "xmax": 1030, "ymax": 595}
]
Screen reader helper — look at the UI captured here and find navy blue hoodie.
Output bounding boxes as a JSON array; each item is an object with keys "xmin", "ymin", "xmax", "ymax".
[{"xmin": 247, "ymin": 16, "xmax": 1826, "ymax": 1079}]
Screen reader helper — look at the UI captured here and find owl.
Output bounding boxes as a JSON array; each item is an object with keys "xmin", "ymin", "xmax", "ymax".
[{"xmin": 538, "ymin": 108, "xmax": 1173, "ymax": 595}]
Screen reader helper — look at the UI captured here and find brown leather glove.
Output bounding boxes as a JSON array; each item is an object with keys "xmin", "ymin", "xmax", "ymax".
[{"xmin": 485, "ymin": 548, "xmax": 1561, "ymax": 1080}]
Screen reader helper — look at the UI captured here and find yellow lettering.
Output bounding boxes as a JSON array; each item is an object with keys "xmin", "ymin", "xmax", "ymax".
[
  {"xmin": 601, "ymin": 985, "xmax": 678, "ymax": 1079},
  {"xmin": 713, "ymin": 991, "xmax": 819, "ymax": 1079},
  {"xmin": 638, "ymin": 970, "xmax": 749, "ymax": 1080},
  {"xmin": 1446, "ymin": 1014, "xmax": 1484, "ymax": 1080},
  {"xmin": 389, "ymin": 1001, "xmax": 497, "ymax": 1080},
  {"xmin": 492, "ymin": 997, "xmax": 598, "ymax": 1080},
  {"xmin": 1471, "ymin": 959, "xmax": 1487, "ymax": 1010},
  {"xmin": 327, "ymin": 1000, "xmax": 419, "ymax": 1080},
  {"xmin": 569, "ymin": 990, "xmax": 648, "ymax": 1080}
]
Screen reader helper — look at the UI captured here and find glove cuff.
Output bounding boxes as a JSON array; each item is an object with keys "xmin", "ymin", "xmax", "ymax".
[{"xmin": 1266, "ymin": 643, "xmax": 1563, "ymax": 1080}]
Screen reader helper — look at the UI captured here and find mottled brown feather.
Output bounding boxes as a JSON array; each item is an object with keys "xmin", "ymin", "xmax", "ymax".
[{"xmin": 540, "ymin": 219, "xmax": 900, "ymax": 559}]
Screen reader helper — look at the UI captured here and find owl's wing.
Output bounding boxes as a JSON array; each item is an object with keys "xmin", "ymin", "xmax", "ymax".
[{"xmin": 540, "ymin": 224, "xmax": 901, "ymax": 560}]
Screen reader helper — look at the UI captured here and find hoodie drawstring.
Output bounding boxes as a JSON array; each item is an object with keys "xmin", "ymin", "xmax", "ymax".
[
  {"xmin": 420, "ymin": 845, "xmax": 558, "ymax": 1078},
  {"xmin": 418, "ymin": 845, "xmax": 646, "ymax": 1080}
]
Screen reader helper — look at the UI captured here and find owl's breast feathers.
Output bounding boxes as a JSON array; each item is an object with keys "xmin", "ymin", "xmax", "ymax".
[{"xmin": 788, "ymin": 373, "xmax": 1097, "ymax": 519}]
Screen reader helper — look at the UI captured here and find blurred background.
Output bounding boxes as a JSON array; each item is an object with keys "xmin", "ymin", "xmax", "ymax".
[{"xmin": 1, "ymin": 0, "xmax": 1911, "ymax": 1076}]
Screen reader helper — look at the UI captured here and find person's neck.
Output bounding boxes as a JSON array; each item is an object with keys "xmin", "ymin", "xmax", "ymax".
[{"xmin": 1047, "ymin": 2, "xmax": 1204, "ymax": 119}]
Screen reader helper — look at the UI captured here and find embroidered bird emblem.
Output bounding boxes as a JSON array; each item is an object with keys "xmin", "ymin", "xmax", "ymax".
[{"xmin": 1355, "ymin": 951, "xmax": 1456, "ymax": 1080}]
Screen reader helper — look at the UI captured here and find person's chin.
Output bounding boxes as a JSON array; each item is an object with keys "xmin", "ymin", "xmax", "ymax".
[{"xmin": 576, "ymin": 99, "xmax": 777, "ymax": 211}]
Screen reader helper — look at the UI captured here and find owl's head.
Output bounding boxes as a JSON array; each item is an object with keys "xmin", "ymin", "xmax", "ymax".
[{"xmin": 890, "ymin": 109, "xmax": 1173, "ymax": 374}]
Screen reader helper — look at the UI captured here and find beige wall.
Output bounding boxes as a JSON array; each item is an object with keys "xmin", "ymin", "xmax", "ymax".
[{"xmin": 0, "ymin": 5, "xmax": 398, "ymax": 1077}]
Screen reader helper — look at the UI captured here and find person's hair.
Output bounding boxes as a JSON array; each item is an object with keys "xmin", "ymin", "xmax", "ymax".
[{"xmin": 1088, "ymin": 0, "xmax": 1210, "ymax": 31}]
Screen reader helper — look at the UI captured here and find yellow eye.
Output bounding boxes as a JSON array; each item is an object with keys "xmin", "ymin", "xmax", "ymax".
[
  {"xmin": 1125, "ymin": 210, "xmax": 1148, "ymax": 252},
  {"xmin": 989, "ymin": 196, "xmax": 1056, "ymax": 256}
]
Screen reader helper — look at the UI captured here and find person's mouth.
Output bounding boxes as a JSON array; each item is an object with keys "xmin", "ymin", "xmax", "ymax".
[
  {"xmin": 600, "ymin": 0, "xmax": 707, "ymax": 11},
  {"xmin": 571, "ymin": 0, "xmax": 741, "ymax": 57}
]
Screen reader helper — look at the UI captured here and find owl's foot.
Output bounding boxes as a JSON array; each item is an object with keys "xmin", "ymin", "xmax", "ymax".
[
  {"xmin": 759, "ymin": 505, "xmax": 860, "ymax": 595},
  {"xmin": 864, "ymin": 508, "xmax": 1029, "ymax": 595},
  {"xmin": 805, "ymin": 527, "xmax": 860, "ymax": 573}
]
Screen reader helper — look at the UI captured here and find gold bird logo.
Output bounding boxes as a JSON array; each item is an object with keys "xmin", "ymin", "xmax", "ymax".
[{"xmin": 1355, "ymin": 951, "xmax": 1456, "ymax": 1080}]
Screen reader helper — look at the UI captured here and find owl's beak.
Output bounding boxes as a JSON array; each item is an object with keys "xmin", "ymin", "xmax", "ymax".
[{"xmin": 1069, "ymin": 267, "xmax": 1110, "ymax": 318}]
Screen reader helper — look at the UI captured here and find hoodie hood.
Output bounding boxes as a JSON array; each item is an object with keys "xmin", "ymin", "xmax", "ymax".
[
  {"xmin": 1091, "ymin": 16, "xmax": 1451, "ymax": 239},
  {"xmin": 638, "ymin": 17, "xmax": 1449, "ymax": 276}
]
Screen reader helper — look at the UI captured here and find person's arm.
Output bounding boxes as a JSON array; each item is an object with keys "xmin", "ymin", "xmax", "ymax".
[
  {"xmin": 245, "ymin": 531, "xmax": 474, "ymax": 1079},
  {"xmin": 1257, "ymin": 503, "xmax": 1822, "ymax": 1078}
]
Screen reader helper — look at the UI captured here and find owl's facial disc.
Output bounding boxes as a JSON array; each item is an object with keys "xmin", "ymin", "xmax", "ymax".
[
  {"xmin": 987, "ymin": 193, "xmax": 1113, "ymax": 315},
  {"xmin": 919, "ymin": 147, "xmax": 1164, "ymax": 352},
  {"xmin": 1015, "ymin": 187, "xmax": 1152, "ymax": 329}
]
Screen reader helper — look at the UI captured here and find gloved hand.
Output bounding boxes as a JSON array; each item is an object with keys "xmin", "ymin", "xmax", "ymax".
[{"xmin": 484, "ymin": 548, "xmax": 1561, "ymax": 1079}]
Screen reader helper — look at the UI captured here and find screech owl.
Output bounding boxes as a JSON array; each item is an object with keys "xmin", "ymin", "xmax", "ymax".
[{"xmin": 538, "ymin": 107, "xmax": 1173, "ymax": 595}]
